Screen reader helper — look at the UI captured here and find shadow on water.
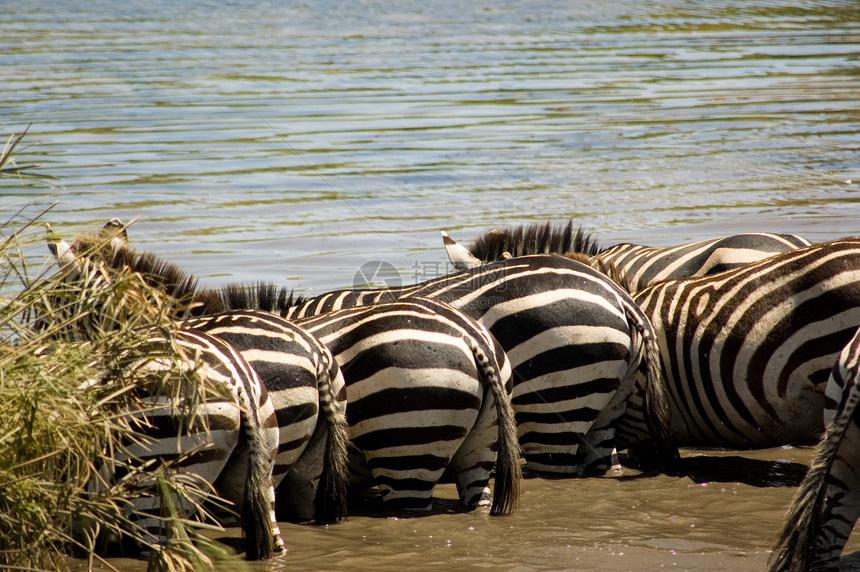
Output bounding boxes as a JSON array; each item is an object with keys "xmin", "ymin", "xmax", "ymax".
[{"xmin": 617, "ymin": 450, "xmax": 809, "ymax": 488}]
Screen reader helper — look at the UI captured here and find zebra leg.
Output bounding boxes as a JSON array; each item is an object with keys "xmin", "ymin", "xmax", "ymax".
[
  {"xmin": 579, "ymin": 350, "xmax": 644, "ymax": 476},
  {"xmin": 277, "ymin": 364, "xmax": 349, "ymax": 525},
  {"xmin": 277, "ymin": 414, "xmax": 329, "ymax": 522},
  {"xmin": 448, "ymin": 389, "xmax": 494, "ymax": 509},
  {"xmin": 354, "ymin": 371, "xmax": 480, "ymax": 512},
  {"xmin": 514, "ymin": 363, "xmax": 627, "ymax": 475}
]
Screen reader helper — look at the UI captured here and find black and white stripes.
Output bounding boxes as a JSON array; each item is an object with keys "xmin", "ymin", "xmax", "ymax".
[
  {"xmin": 183, "ymin": 309, "xmax": 350, "ymax": 524},
  {"xmin": 295, "ymin": 296, "xmax": 521, "ymax": 515},
  {"xmin": 625, "ymin": 238, "xmax": 860, "ymax": 449},
  {"xmin": 251, "ymin": 255, "xmax": 677, "ymax": 476},
  {"xmin": 770, "ymin": 327, "xmax": 860, "ymax": 571}
]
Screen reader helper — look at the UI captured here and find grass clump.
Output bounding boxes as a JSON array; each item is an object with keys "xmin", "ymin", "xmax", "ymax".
[{"xmin": 0, "ymin": 206, "xmax": 246, "ymax": 572}]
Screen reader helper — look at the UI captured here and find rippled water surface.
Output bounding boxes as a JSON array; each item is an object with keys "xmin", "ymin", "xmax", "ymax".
[{"xmin": 5, "ymin": 0, "xmax": 860, "ymax": 569}]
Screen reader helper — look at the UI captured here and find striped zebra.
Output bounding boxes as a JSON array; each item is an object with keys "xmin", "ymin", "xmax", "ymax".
[
  {"xmin": 69, "ymin": 230, "xmax": 523, "ymax": 514},
  {"xmin": 615, "ymin": 238, "xmax": 860, "ymax": 450},
  {"xmin": 770, "ymin": 326, "xmax": 860, "ymax": 572},
  {"xmin": 37, "ymin": 245, "xmax": 284, "ymax": 559},
  {"xmin": 69, "ymin": 219, "xmax": 676, "ymax": 478},
  {"xmin": 50, "ymin": 225, "xmax": 350, "ymax": 525},
  {"xmin": 218, "ymin": 256, "xmax": 676, "ymax": 478},
  {"xmin": 117, "ymin": 329, "xmax": 284, "ymax": 559},
  {"xmin": 183, "ymin": 309, "xmax": 349, "ymax": 523},
  {"xmin": 441, "ymin": 219, "xmax": 811, "ymax": 290},
  {"xmin": 290, "ymin": 296, "xmax": 522, "ymax": 514}
]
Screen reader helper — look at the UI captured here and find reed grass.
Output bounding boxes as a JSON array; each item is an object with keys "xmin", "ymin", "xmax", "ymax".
[
  {"xmin": 0, "ymin": 206, "xmax": 246, "ymax": 572},
  {"xmin": 0, "ymin": 126, "xmax": 55, "ymax": 184}
]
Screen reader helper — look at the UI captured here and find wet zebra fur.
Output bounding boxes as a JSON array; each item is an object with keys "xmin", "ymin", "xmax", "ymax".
[
  {"xmin": 442, "ymin": 219, "xmax": 810, "ymax": 290},
  {"xmin": 219, "ymin": 257, "xmax": 676, "ymax": 478},
  {"xmin": 290, "ymin": 296, "xmax": 521, "ymax": 515},
  {"xmin": 49, "ymin": 226, "xmax": 349, "ymax": 525},
  {"xmin": 770, "ymin": 326, "xmax": 860, "ymax": 572}
]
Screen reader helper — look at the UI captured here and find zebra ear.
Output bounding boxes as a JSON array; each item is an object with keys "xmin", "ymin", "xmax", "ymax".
[
  {"xmin": 46, "ymin": 223, "xmax": 80, "ymax": 276},
  {"xmin": 441, "ymin": 231, "xmax": 482, "ymax": 271}
]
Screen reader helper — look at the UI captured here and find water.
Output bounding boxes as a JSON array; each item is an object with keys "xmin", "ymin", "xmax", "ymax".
[{"xmin": 4, "ymin": 0, "xmax": 860, "ymax": 569}]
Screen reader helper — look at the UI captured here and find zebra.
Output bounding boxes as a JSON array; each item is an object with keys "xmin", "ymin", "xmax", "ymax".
[
  {"xmin": 48, "ymin": 225, "xmax": 350, "ymax": 525},
  {"xmin": 290, "ymin": 296, "xmax": 522, "ymax": 515},
  {"xmin": 117, "ymin": 329, "xmax": 285, "ymax": 559},
  {"xmin": 33, "ymin": 248, "xmax": 284, "ymax": 559},
  {"xmin": 770, "ymin": 326, "xmax": 860, "ymax": 572},
  {"xmin": 183, "ymin": 309, "xmax": 350, "ymax": 524},
  {"xmin": 64, "ymin": 219, "xmax": 676, "ymax": 478},
  {"xmin": 613, "ymin": 237, "xmax": 860, "ymax": 451},
  {"xmin": 441, "ymin": 219, "xmax": 811, "ymax": 290},
  {"xmin": 218, "ymin": 256, "xmax": 676, "ymax": 478},
  {"xmin": 62, "ymin": 226, "xmax": 523, "ymax": 513}
]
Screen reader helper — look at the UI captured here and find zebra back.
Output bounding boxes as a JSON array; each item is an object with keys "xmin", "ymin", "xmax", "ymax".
[
  {"xmin": 439, "ymin": 220, "xmax": 810, "ymax": 290},
  {"xmin": 770, "ymin": 326, "xmax": 860, "ymax": 572},
  {"xmin": 596, "ymin": 232, "xmax": 812, "ymax": 291}
]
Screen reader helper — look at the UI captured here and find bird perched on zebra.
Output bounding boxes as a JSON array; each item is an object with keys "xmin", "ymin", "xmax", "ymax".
[
  {"xmin": 48, "ymin": 223, "xmax": 350, "ymax": 526},
  {"xmin": 440, "ymin": 219, "xmax": 811, "ymax": 290},
  {"xmin": 770, "ymin": 326, "xmax": 860, "ymax": 572}
]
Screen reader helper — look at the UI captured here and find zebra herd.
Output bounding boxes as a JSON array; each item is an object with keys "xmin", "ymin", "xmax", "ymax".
[{"xmin": 43, "ymin": 218, "xmax": 860, "ymax": 570}]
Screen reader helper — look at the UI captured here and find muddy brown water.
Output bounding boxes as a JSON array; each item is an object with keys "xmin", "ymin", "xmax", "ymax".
[
  {"xmin": 6, "ymin": 0, "xmax": 860, "ymax": 569},
  {"xmin": 69, "ymin": 448, "xmax": 860, "ymax": 571}
]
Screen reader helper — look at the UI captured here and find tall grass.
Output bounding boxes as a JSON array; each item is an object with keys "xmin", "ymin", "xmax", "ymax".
[
  {"xmin": 0, "ymin": 126, "xmax": 56, "ymax": 184},
  {"xmin": 0, "ymin": 206, "xmax": 247, "ymax": 571}
]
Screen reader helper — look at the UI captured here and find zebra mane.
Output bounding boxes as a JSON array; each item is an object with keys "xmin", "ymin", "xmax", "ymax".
[
  {"xmin": 218, "ymin": 282, "xmax": 307, "ymax": 317},
  {"xmin": 69, "ymin": 234, "xmax": 224, "ymax": 316},
  {"xmin": 468, "ymin": 220, "xmax": 603, "ymax": 262}
]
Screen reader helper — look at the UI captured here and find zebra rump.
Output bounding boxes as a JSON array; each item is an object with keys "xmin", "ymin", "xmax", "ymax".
[
  {"xmin": 184, "ymin": 309, "xmax": 350, "ymax": 524},
  {"xmin": 770, "ymin": 326, "xmax": 860, "ymax": 572},
  {"xmin": 294, "ymin": 297, "xmax": 522, "ymax": 515}
]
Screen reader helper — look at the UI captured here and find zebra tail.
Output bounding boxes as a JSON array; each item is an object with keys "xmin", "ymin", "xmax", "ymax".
[
  {"xmin": 239, "ymin": 404, "xmax": 276, "ymax": 560},
  {"xmin": 768, "ymin": 379, "xmax": 860, "ymax": 571},
  {"xmin": 312, "ymin": 359, "xmax": 350, "ymax": 525},
  {"xmin": 469, "ymin": 337, "xmax": 522, "ymax": 516},
  {"xmin": 632, "ymin": 306, "xmax": 680, "ymax": 474}
]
